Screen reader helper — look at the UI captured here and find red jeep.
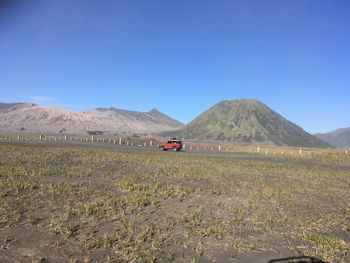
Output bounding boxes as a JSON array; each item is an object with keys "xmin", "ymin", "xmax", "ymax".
[{"xmin": 159, "ymin": 138, "xmax": 183, "ymax": 151}]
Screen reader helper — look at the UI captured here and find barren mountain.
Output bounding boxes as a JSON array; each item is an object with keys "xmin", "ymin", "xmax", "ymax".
[
  {"xmin": 315, "ymin": 127, "xmax": 350, "ymax": 149},
  {"xmin": 161, "ymin": 99, "xmax": 332, "ymax": 148},
  {"xmin": 0, "ymin": 103, "xmax": 183, "ymax": 135}
]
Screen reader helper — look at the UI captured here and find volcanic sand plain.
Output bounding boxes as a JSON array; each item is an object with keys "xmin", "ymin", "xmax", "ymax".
[{"xmin": 0, "ymin": 142, "xmax": 349, "ymax": 262}]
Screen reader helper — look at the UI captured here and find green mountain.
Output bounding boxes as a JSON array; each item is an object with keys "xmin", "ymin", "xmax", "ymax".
[
  {"xmin": 162, "ymin": 99, "xmax": 332, "ymax": 148},
  {"xmin": 315, "ymin": 127, "xmax": 350, "ymax": 149}
]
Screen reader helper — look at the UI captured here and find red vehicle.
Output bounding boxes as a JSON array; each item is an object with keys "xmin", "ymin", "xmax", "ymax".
[{"xmin": 159, "ymin": 138, "xmax": 183, "ymax": 151}]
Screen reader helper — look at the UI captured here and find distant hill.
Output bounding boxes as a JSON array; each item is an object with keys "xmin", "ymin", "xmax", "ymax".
[
  {"xmin": 315, "ymin": 127, "xmax": 350, "ymax": 149},
  {"xmin": 161, "ymin": 99, "xmax": 332, "ymax": 148},
  {"xmin": 93, "ymin": 107, "xmax": 183, "ymax": 127},
  {"xmin": 0, "ymin": 102, "xmax": 183, "ymax": 135}
]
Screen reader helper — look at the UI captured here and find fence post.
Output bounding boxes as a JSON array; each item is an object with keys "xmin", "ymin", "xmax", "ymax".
[
  {"xmin": 257, "ymin": 147, "xmax": 260, "ymax": 153},
  {"xmin": 150, "ymin": 140, "xmax": 153, "ymax": 146},
  {"xmin": 183, "ymin": 144, "xmax": 186, "ymax": 150},
  {"xmin": 218, "ymin": 145, "xmax": 221, "ymax": 151},
  {"xmin": 40, "ymin": 134, "xmax": 43, "ymax": 141},
  {"xmin": 119, "ymin": 137, "xmax": 122, "ymax": 145},
  {"xmin": 91, "ymin": 135, "xmax": 94, "ymax": 142},
  {"xmin": 299, "ymin": 148, "xmax": 302, "ymax": 155}
]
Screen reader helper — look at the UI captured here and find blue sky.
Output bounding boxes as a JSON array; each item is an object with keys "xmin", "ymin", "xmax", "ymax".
[{"xmin": 0, "ymin": 0, "xmax": 349, "ymax": 133}]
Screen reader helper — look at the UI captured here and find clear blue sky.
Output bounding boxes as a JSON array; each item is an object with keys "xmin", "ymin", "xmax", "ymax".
[{"xmin": 1, "ymin": 0, "xmax": 349, "ymax": 133}]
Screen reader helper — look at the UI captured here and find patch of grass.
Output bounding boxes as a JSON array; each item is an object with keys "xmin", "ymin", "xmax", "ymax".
[{"xmin": 302, "ymin": 232, "xmax": 350, "ymax": 262}]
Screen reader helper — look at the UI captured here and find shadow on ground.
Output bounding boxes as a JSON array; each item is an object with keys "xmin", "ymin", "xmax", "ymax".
[{"xmin": 268, "ymin": 255, "xmax": 327, "ymax": 263}]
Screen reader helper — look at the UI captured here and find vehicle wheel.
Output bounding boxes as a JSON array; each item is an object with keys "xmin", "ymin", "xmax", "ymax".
[
  {"xmin": 173, "ymin": 147, "xmax": 177, "ymax": 151},
  {"xmin": 160, "ymin": 146, "xmax": 165, "ymax": 151}
]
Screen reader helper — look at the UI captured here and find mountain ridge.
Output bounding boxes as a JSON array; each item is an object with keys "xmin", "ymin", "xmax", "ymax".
[
  {"xmin": 315, "ymin": 127, "xmax": 350, "ymax": 149},
  {"xmin": 0, "ymin": 102, "xmax": 183, "ymax": 135}
]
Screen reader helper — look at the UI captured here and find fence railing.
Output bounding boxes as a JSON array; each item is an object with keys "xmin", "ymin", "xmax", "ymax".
[{"xmin": 0, "ymin": 134, "xmax": 348, "ymax": 157}]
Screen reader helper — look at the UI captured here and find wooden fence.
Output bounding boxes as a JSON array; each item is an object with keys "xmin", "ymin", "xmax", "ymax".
[{"xmin": 0, "ymin": 134, "xmax": 348, "ymax": 157}]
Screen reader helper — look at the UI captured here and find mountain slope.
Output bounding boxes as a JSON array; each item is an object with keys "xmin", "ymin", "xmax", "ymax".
[
  {"xmin": 0, "ymin": 102, "xmax": 37, "ymax": 112},
  {"xmin": 93, "ymin": 107, "xmax": 183, "ymax": 127},
  {"xmin": 162, "ymin": 99, "xmax": 332, "ymax": 148},
  {"xmin": 0, "ymin": 103, "xmax": 183, "ymax": 135},
  {"xmin": 315, "ymin": 127, "xmax": 350, "ymax": 149}
]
